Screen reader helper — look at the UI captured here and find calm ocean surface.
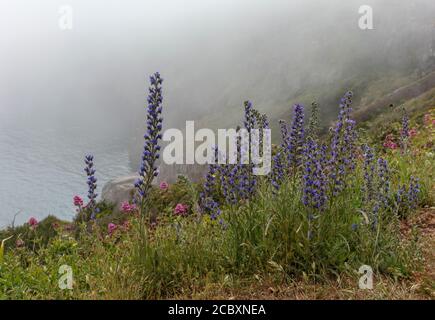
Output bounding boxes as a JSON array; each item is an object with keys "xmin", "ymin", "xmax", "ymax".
[{"xmin": 0, "ymin": 112, "xmax": 132, "ymax": 228}]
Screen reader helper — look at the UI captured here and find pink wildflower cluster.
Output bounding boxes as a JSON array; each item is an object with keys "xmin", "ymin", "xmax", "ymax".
[
  {"xmin": 120, "ymin": 201, "xmax": 137, "ymax": 214},
  {"xmin": 73, "ymin": 195, "xmax": 84, "ymax": 207},
  {"xmin": 108, "ymin": 223, "xmax": 117, "ymax": 235},
  {"xmin": 159, "ymin": 181, "xmax": 169, "ymax": 191},
  {"xmin": 384, "ymin": 125, "xmax": 418, "ymax": 150},
  {"xmin": 107, "ymin": 220, "xmax": 131, "ymax": 236},
  {"xmin": 383, "ymin": 134, "xmax": 398, "ymax": 150},
  {"xmin": 423, "ymin": 114, "xmax": 435, "ymax": 127},
  {"xmin": 174, "ymin": 203, "xmax": 189, "ymax": 216},
  {"xmin": 73, "ymin": 195, "xmax": 85, "ymax": 214},
  {"xmin": 408, "ymin": 128, "xmax": 417, "ymax": 138},
  {"xmin": 28, "ymin": 217, "xmax": 38, "ymax": 229}
]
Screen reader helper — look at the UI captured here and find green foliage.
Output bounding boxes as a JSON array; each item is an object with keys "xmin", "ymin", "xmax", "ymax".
[
  {"xmin": 0, "ymin": 215, "xmax": 65, "ymax": 252},
  {"xmin": 149, "ymin": 175, "xmax": 199, "ymax": 217}
]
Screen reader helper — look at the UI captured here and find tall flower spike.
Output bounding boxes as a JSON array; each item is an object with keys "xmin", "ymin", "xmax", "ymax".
[
  {"xmin": 252, "ymin": 110, "xmax": 270, "ymax": 157},
  {"xmin": 408, "ymin": 176, "xmax": 420, "ymax": 210},
  {"xmin": 302, "ymin": 139, "xmax": 327, "ymax": 211},
  {"xmin": 279, "ymin": 119, "xmax": 291, "ymax": 166},
  {"xmin": 199, "ymin": 147, "xmax": 221, "ymax": 219},
  {"xmin": 135, "ymin": 72, "xmax": 164, "ymax": 210},
  {"xmin": 288, "ymin": 103, "xmax": 305, "ymax": 169},
  {"xmin": 307, "ymin": 101, "xmax": 319, "ymax": 141},
  {"xmin": 84, "ymin": 154, "xmax": 98, "ymax": 219},
  {"xmin": 243, "ymin": 100, "xmax": 256, "ymax": 134},
  {"xmin": 270, "ymin": 152, "xmax": 285, "ymax": 192},
  {"xmin": 302, "ymin": 140, "xmax": 327, "ymax": 240},
  {"xmin": 362, "ymin": 144, "xmax": 375, "ymax": 203},
  {"xmin": 377, "ymin": 158, "xmax": 390, "ymax": 209},
  {"xmin": 328, "ymin": 91, "xmax": 355, "ymax": 194},
  {"xmin": 240, "ymin": 101, "xmax": 257, "ymax": 198}
]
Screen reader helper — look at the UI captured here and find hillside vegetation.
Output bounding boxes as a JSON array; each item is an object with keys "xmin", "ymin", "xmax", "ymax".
[{"xmin": 0, "ymin": 75, "xmax": 434, "ymax": 299}]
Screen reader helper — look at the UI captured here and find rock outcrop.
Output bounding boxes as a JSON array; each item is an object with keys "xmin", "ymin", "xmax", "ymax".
[{"xmin": 101, "ymin": 174, "xmax": 139, "ymax": 211}]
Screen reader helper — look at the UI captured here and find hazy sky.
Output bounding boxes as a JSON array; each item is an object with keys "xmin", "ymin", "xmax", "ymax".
[{"xmin": 0, "ymin": 0, "xmax": 434, "ymax": 134}]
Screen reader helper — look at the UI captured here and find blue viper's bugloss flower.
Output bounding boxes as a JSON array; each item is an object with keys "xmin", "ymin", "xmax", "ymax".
[
  {"xmin": 239, "ymin": 101, "xmax": 257, "ymax": 198},
  {"xmin": 270, "ymin": 152, "xmax": 285, "ymax": 192},
  {"xmin": 377, "ymin": 158, "xmax": 390, "ymax": 208},
  {"xmin": 395, "ymin": 177, "xmax": 420, "ymax": 216},
  {"xmin": 135, "ymin": 72, "xmax": 164, "ymax": 206},
  {"xmin": 279, "ymin": 119, "xmax": 290, "ymax": 149},
  {"xmin": 362, "ymin": 144, "xmax": 375, "ymax": 202},
  {"xmin": 255, "ymin": 112, "xmax": 270, "ymax": 157},
  {"xmin": 302, "ymin": 139, "xmax": 327, "ymax": 211},
  {"xmin": 288, "ymin": 104, "xmax": 305, "ymax": 168},
  {"xmin": 200, "ymin": 158, "xmax": 217, "ymax": 201},
  {"xmin": 328, "ymin": 91, "xmax": 356, "ymax": 194},
  {"xmin": 361, "ymin": 145, "xmax": 391, "ymax": 229},
  {"xmin": 218, "ymin": 163, "xmax": 232, "ymax": 204},
  {"xmin": 200, "ymin": 148, "xmax": 222, "ymax": 219},
  {"xmin": 243, "ymin": 101, "xmax": 256, "ymax": 133},
  {"xmin": 279, "ymin": 119, "xmax": 291, "ymax": 166},
  {"xmin": 408, "ymin": 176, "xmax": 420, "ymax": 210},
  {"xmin": 228, "ymin": 165, "xmax": 241, "ymax": 201},
  {"xmin": 218, "ymin": 141, "xmax": 240, "ymax": 205},
  {"xmin": 230, "ymin": 126, "xmax": 247, "ymax": 201},
  {"xmin": 260, "ymin": 113, "xmax": 269, "ymax": 130},
  {"xmin": 207, "ymin": 198, "xmax": 221, "ymax": 220},
  {"xmin": 84, "ymin": 154, "xmax": 98, "ymax": 219},
  {"xmin": 307, "ymin": 101, "xmax": 319, "ymax": 141},
  {"xmin": 395, "ymin": 184, "xmax": 407, "ymax": 209}
]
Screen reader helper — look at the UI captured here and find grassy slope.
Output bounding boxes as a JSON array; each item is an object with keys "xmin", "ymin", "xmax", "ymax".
[{"xmin": 198, "ymin": 69, "xmax": 430, "ymax": 136}]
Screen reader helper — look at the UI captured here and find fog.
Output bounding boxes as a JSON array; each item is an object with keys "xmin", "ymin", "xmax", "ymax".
[{"xmin": 0, "ymin": 0, "xmax": 434, "ymax": 162}]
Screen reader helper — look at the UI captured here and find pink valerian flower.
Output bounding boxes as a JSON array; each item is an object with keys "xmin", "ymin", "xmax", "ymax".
[
  {"xmin": 159, "ymin": 181, "xmax": 169, "ymax": 191},
  {"xmin": 28, "ymin": 217, "xmax": 38, "ymax": 228},
  {"xmin": 423, "ymin": 114, "xmax": 434, "ymax": 127},
  {"xmin": 383, "ymin": 134, "xmax": 398, "ymax": 150},
  {"xmin": 108, "ymin": 223, "xmax": 117, "ymax": 235},
  {"xmin": 73, "ymin": 195, "xmax": 84, "ymax": 207},
  {"xmin": 408, "ymin": 128, "xmax": 417, "ymax": 138},
  {"xmin": 384, "ymin": 141, "xmax": 398, "ymax": 150},
  {"xmin": 120, "ymin": 201, "xmax": 137, "ymax": 214},
  {"xmin": 174, "ymin": 203, "xmax": 189, "ymax": 216}
]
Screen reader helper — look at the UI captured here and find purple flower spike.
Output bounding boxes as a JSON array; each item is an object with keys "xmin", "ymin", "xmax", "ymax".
[
  {"xmin": 136, "ymin": 72, "xmax": 164, "ymax": 210},
  {"xmin": 200, "ymin": 147, "xmax": 221, "ymax": 219},
  {"xmin": 302, "ymin": 139, "xmax": 327, "ymax": 211},
  {"xmin": 328, "ymin": 91, "xmax": 356, "ymax": 194},
  {"xmin": 84, "ymin": 154, "xmax": 98, "ymax": 219},
  {"xmin": 288, "ymin": 104, "xmax": 305, "ymax": 168}
]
